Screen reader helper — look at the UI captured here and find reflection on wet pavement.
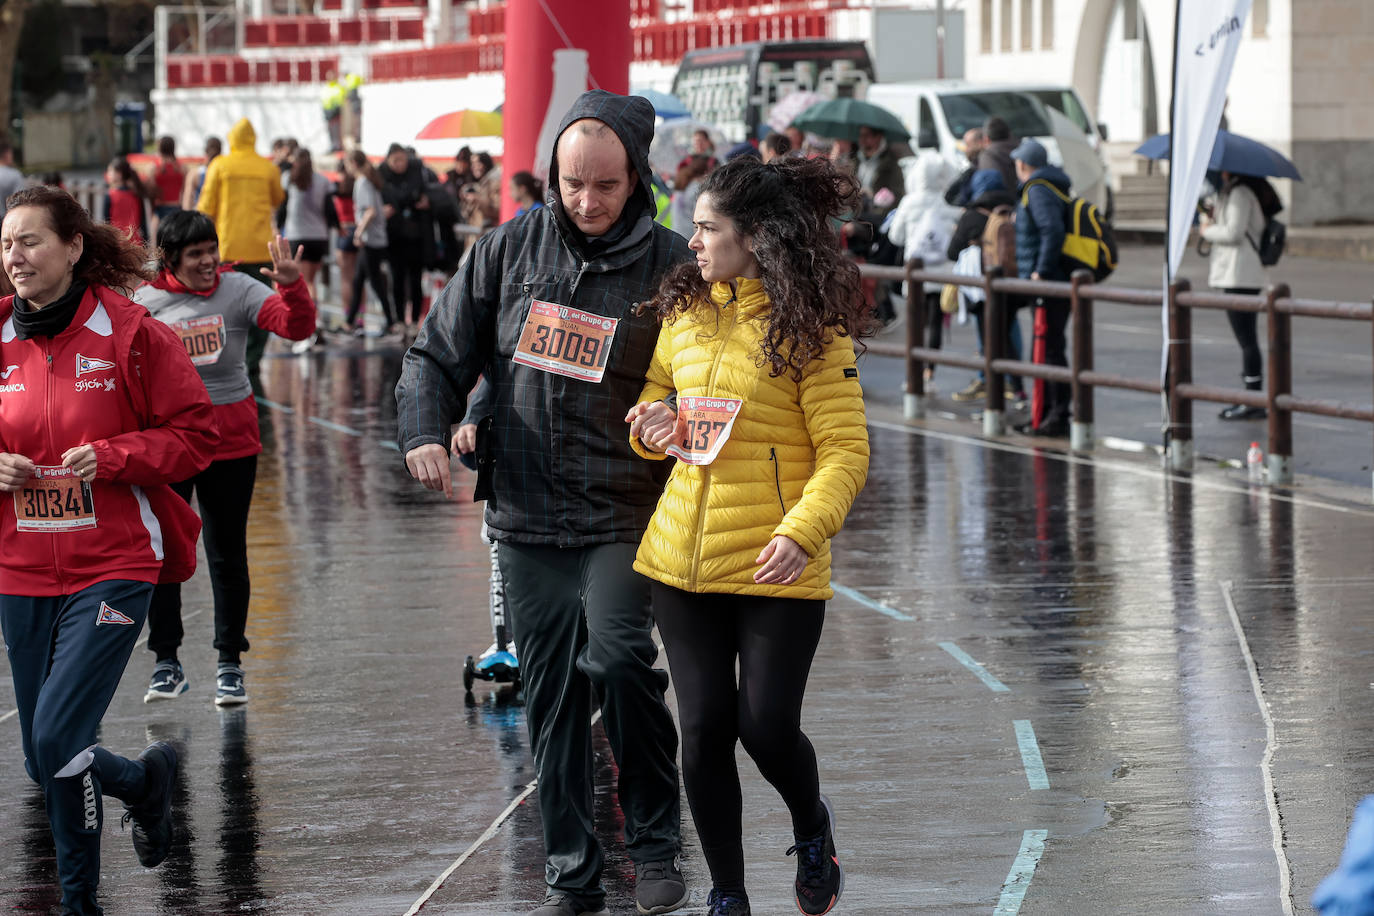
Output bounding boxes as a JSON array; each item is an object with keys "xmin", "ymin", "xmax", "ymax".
[{"xmin": 1, "ymin": 339, "xmax": 1372, "ymax": 914}]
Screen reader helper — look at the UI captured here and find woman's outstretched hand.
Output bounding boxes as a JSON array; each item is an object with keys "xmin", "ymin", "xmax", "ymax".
[{"xmin": 262, "ymin": 235, "xmax": 305, "ymax": 287}]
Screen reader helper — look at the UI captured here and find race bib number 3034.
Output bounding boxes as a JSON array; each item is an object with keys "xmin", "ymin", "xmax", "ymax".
[
  {"xmin": 14, "ymin": 465, "xmax": 96, "ymax": 532},
  {"xmin": 665, "ymin": 396, "xmax": 744, "ymax": 466},
  {"xmin": 512, "ymin": 300, "xmax": 619, "ymax": 383}
]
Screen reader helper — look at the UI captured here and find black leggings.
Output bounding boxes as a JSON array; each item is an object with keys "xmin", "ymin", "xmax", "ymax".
[
  {"xmin": 148, "ymin": 454, "xmax": 258, "ymax": 665},
  {"xmin": 1221, "ymin": 287, "xmax": 1263, "ymax": 387},
  {"xmin": 349, "ymin": 245, "xmax": 395, "ymax": 329},
  {"xmin": 389, "ymin": 241, "xmax": 425, "ymax": 324},
  {"xmin": 651, "ymin": 583, "xmax": 828, "ymax": 896}
]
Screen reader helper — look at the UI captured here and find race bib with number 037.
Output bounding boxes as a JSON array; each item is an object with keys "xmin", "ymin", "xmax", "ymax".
[
  {"xmin": 173, "ymin": 314, "xmax": 226, "ymax": 366},
  {"xmin": 512, "ymin": 300, "xmax": 619, "ymax": 383},
  {"xmin": 14, "ymin": 465, "xmax": 97, "ymax": 532},
  {"xmin": 665, "ymin": 396, "xmax": 744, "ymax": 466}
]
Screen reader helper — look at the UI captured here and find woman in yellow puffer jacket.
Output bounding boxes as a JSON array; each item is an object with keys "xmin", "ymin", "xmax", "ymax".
[{"xmin": 625, "ymin": 155, "xmax": 870, "ymax": 916}]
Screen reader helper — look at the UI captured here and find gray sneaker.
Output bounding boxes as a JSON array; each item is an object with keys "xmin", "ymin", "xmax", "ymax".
[
  {"xmin": 214, "ymin": 665, "xmax": 248, "ymax": 706},
  {"xmin": 635, "ymin": 857, "xmax": 688, "ymax": 914},
  {"xmin": 530, "ymin": 892, "xmax": 609, "ymax": 916},
  {"xmin": 145, "ymin": 660, "xmax": 188, "ymax": 703}
]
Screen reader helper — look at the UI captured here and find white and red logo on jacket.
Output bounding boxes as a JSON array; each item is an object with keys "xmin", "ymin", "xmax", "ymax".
[{"xmin": 74, "ymin": 354, "xmax": 117, "ymax": 392}]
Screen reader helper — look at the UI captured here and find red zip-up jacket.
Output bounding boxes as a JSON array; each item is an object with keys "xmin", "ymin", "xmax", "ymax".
[{"xmin": 0, "ymin": 286, "xmax": 220, "ymax": 596}]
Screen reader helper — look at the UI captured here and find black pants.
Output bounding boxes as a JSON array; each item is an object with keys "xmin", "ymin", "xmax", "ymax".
[
  {"xmin": 497, "ymin": 541, "xmax": 681, "ymax": 907},
  {"xmin": 349, "ymin": 245, "xmax": 395, "ymax": 329},
  {"xmin": 651, "ymin": 583, "xmax": 828, "ymax": 897},
  {"xmin": 388, "ymin": 240, "xmax": 425, "ymax": 324},
  {"xmin": 147, "ymin": 454, "xmax": 258, "ymax": 666},
  {"xmin": 1221, "ymin": 287, "xmax": 1264, "ymax": 388}
]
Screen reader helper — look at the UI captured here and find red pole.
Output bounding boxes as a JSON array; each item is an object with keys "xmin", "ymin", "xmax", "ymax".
[{"xmin": 502, "ymin": 0, "xmax": 632, "ymax": 221}]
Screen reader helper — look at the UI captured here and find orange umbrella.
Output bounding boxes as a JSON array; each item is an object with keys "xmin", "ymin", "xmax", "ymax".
[{"xmin": 415, "ymin": 109, "xmax": 503, "ymax": 140}]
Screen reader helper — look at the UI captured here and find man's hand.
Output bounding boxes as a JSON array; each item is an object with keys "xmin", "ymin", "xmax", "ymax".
[
  {"xmin": 60, "ymin": 445, "xmax": 98, "ymax": 483},
  {"xmin": 625, "ymin": 401, "xmax": 684, "ymax": 453},
  {"xmin": 0, "ymin": 452, "xmax": 36, "ymax": 492},
  {"xmin": 1031, "ymin": 272, "xmax": 1042, "ymax": 281},
  {"xmin": 405, "ymin": 443, "xmax": 453, "ymax": 499},
  {"xmin": 451, "ymin": 423, "xmax": 477, "ymax": 456},
  {"xmin": 754, "ymin": 535, "xmax": 808, "ymax": 585},
  {"xmin": 417, "ymin": 193, "xmax": 431, "ymax": 211},
  {"xmin": 262, "ymin": 235, "xmax": 305, "ymax": 286}
]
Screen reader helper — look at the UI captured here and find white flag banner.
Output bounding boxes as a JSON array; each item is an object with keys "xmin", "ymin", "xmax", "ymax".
[
  {"xmin": 1161, "ymin": 0, "xmax": 1252, "ymax": 441},
  {"xmin": 1167, "ymin": 0, "xmax": 1253, "ymax": 279}
]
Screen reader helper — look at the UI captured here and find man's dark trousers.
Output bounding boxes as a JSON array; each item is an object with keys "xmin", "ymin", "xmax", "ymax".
[{"xmin": 498, "ymin": 541, "xmax": 681, "ymax": 908}]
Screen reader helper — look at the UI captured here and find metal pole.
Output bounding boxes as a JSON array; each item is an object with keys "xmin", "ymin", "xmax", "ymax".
[
  {"xmin": 936, "ymin": 0, "xmax": 946, "ymax": 80},
  {"xmin": 982, "ymin": 266, "xmax": 1006, "ymax": 437},
  {"xmin": 1070, "ymin": 270, "xmax": 1094, "ymax": 451},
  {"xmin": 1167, "ymin": 278, "xmax": 1194, "ymax": 471},
  {"xmin": 904, "ymin": 260, "xmax": 926, "ymax": 419},
  {"xmin": 1265, "ymin": 284, "xmax": 1294, "ymax": 485}
]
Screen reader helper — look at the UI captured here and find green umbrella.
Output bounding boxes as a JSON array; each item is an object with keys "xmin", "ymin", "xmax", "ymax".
[{"xmin": 792, "ymin": 98, "xmax": 909, "ymax": 143}]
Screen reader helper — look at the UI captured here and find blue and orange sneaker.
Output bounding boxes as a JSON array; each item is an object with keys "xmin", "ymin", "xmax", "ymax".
[{"xmin": 787, "ymin": 794, "xmax": 844, "ymax": 915}]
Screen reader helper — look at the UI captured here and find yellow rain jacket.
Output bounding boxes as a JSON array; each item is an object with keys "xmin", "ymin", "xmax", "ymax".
[
  {"xmin": 632, "ymin": 278, "xmax": 869, "ymax": 600},
  {"xmin": 196, "ymin": 119, "xmax": 286, "ymax": 264}
]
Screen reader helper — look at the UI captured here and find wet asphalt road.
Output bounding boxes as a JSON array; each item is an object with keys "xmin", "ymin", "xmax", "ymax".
[{"xmin": 1, "ymin": 334, "xmax": 1373, "ymax": 915}]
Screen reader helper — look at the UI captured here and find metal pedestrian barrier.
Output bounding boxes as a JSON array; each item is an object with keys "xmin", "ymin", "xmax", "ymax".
[{"xmin": 859, "ymin": 260, "xmax": 1374, "ymax": 496}]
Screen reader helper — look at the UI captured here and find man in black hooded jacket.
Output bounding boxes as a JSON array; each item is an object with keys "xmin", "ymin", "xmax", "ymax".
[{"xmin": 396, "ymin": 91, "xmax": 691, "ymax": 916}]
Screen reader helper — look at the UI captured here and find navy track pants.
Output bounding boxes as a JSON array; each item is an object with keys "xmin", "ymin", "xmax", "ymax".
[{"xmin": 1, "ymin": 580, "xmax": 156, "ymax": 915}]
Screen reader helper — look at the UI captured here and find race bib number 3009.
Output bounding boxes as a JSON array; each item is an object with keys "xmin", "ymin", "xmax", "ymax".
[
  {"xmin": 665, "ymin": 397, "xmax": 744, "ymax": 466},
  {"xmin": 14, "ymin": 465, "xmax": 96, "ymax": 532},
  {"xmin": 512, "ymin": 300, "xmax": 618, "ymax": 383}
]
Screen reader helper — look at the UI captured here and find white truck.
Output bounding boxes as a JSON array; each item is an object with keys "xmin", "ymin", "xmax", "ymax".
[{"xmin": 866, "ymin": 81, "xmax": 1113, "ymax": 218}]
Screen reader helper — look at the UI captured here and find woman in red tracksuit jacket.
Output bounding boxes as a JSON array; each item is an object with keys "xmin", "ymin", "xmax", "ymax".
[{"xmin": 0, "ymin": 185, "xmax": 219, "ymax": 916}]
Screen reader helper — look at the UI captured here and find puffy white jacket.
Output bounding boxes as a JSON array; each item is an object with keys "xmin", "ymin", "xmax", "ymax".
[
  {"xmin": 885, "ymin": 152, "xmax": 961, "ymax": 293},
  {"xmin": 1201, "ymin": 181, "xmax": 1267, "ymax": 290}
]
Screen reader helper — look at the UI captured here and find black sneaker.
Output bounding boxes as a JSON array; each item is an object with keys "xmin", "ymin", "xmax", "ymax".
[
  {"xmin": 786, "ymin": 794, "xmax": 844, "ymax": 915},
  {"xmin": 144, "ymin": 659, "xmax": 188, "ymax": 702},
  {"xmin": 122, "ymin": 741, "xmax": 177, "ymax": 868},
  {"xmin": 635, "ymin": 857, "xmax": 688, "ymax": 914},
  {"xmin": 706, "ymin": 888, "xmax": 751, "ymax": 915},
  {"xmin": 529, "ymin": 892, "xmax": 609, "ymax": 916},
  {"xmin": 215, "ymin": 665, "xmax": 247, "ymax": 706}
]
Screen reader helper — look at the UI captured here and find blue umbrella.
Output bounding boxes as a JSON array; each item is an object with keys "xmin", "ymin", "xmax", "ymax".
[
  {"xmin": 632, "ymin": 89, "xmax": 690, "ymax": 120},
  {"xmin": 1134, "ymin": 130, "xmax": 1302, "ymax": 180}
]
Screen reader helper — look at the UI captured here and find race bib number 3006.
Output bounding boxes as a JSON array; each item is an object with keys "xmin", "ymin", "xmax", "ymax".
[
  {"xmin": 665, "ymin": 397, "xmax": 744, "ymax": 466},
  {"xmin": 14, "ymin": 465, "xmax": 96, "ymax": 532},
  {"xmin": 512, "ymin": 300, "xmax": 619, "ymax": 383},
  {"xmin": 174, "ymin": 314, "xmax": 226, "ymax": 366}
]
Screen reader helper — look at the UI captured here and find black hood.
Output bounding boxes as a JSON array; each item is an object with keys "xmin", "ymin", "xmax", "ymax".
[
  {"xmin": 545, "ymin": 90, "xmax": 658, "ymax": 257},
  {"xmin": 972, "ymin": 188, "xmax": 1018, "ymax": 210}
]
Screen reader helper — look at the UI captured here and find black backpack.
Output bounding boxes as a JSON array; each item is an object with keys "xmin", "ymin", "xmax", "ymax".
[
  {"xmin": 1248, "ymin": 218, "xmax": 1286, "ymax": 267},
  {"xmin": 1021, "ymin": 179, "xmax": 1119, "ymax": 282},
  {"xmin": 1241, "ymin": 176, "xmax": 1286, "ymax": 267}
]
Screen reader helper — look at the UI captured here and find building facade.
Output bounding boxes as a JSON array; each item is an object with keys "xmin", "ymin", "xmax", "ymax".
[{"xmin": 964, "ymin": 0, "xmax": 1374, "ymax": 225}]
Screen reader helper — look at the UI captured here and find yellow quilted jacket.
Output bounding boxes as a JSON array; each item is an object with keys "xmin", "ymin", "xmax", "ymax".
[{"xmin": 632, "ymin": 278, "xmax": 869, "ymax": 599}]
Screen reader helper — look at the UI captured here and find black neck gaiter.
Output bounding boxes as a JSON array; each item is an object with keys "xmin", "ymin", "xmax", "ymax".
[{"xmin": 12, "ymin": 282, "xmax": 88, "ymax": 340}]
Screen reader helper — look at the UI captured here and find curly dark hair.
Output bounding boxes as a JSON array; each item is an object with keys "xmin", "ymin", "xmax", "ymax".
[
  {"xmin": 4, "ymin": 186, "xmax": 152, "ymax": 293},
  {"xmin": 646, "ymin": 155, "xmax": 870, "ymax": 381}
]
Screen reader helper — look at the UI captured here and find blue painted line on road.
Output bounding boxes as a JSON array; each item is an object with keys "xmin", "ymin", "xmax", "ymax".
[
  {"xmin": 307, "ymin": 416, "xmax": 365, "ymax": 437},
  {"xmin": 256, "ymin": 397, "xmax": 295, "ymax": 414},
  {"xmin": 831, "ymin": 583, "xmax": 915, "ymax": 622},
  {"xmin": 1014, "ymin": 720, "xmax": 1049, "ymax": 790},
  {"xmin": 937, "ymin": 641, "xmax": 1010, "ymax": 692},
  {"xmin": 994, "ymin": 829, "xmax": 1049, "ymax": 915}
]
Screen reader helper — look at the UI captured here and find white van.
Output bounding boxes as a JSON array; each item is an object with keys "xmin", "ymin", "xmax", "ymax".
[{"xmin": 865, "ymin": 81, "xmax": 1113, "ymax": 218}]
